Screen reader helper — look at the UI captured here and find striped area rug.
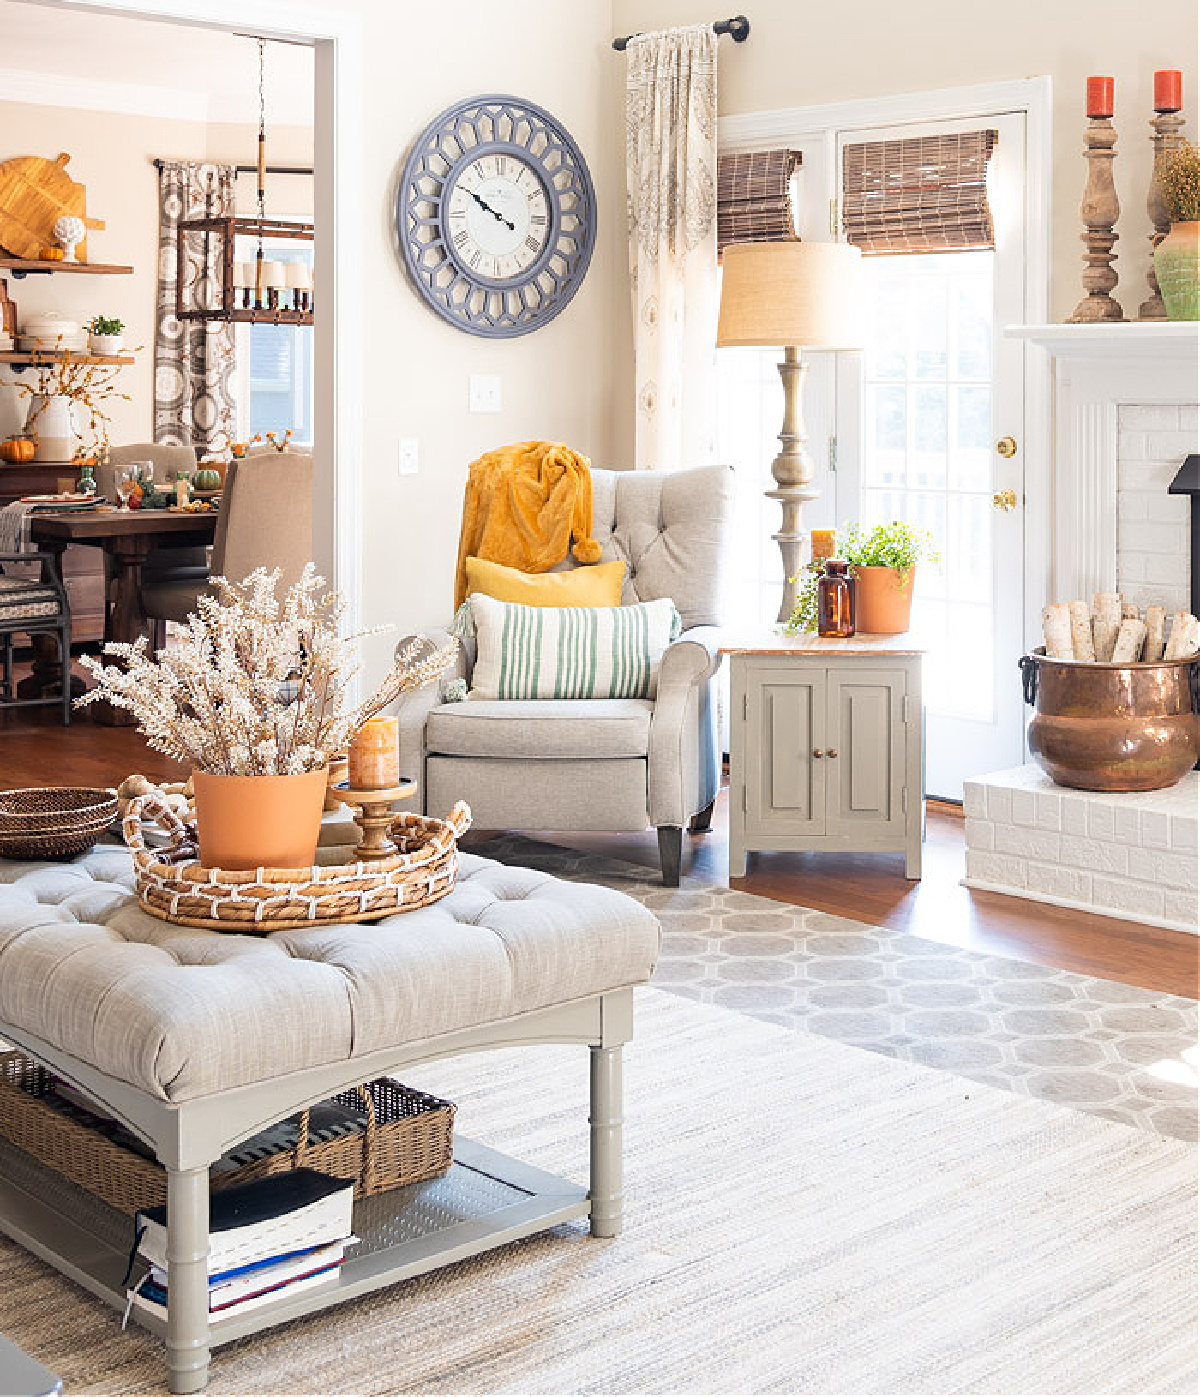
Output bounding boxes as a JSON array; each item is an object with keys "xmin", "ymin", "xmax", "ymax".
[{"xmin": 0, "ymin": 990, "xmax": 1194, "ymax": 1395}]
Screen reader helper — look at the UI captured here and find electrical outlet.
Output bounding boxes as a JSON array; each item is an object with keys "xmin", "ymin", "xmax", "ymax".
[
  {"xmin": 398, "ymin": 438, "xmax": 418, "ymax": 475},
  {"xmin": 469, "ymin": 374, "xmax": 502, "ymax": 413}
]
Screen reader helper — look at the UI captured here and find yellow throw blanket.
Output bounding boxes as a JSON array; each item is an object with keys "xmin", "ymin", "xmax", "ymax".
[{"xmin": 454, "ymin": 440, "xmax": 603, "ymax": 609}]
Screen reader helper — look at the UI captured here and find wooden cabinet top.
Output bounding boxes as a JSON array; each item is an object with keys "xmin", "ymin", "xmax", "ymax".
[{"xmin": 720, "ymin": 630, "xmax": 928, "ymax": 657}]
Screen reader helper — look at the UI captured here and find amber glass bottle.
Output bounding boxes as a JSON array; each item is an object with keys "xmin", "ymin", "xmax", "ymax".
[{"xmin": 817, "ymin": 560, "xmax": 855, "ymax": 638}]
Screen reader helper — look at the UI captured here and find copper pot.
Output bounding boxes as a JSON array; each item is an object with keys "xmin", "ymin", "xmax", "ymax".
[{"xmin": 1019, "ymin": 648, "xmax": 1200, "ymax": 791}]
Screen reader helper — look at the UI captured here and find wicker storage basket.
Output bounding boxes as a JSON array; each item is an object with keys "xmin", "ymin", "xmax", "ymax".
[
  {"xmin": 0, "ymin": 1052, "xmax": 455, "ymax": 1216},
  {"xmin": 0, "ymin": 787, "xmax": 118, "ymax": 859},
  {"xmin": 122, "ymin": 787, "xmax": 472, "ymax": 933}
]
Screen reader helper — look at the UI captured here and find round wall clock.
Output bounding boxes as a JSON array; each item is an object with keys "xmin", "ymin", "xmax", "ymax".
[{"xmin": 397, "ymin": 94, "xmax": 597, "ymax": 338}]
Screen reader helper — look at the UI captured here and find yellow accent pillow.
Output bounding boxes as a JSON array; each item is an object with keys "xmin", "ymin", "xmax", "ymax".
[{"xmin": 465, "ymin": 556, "xmax": 626, "ymax": 608}]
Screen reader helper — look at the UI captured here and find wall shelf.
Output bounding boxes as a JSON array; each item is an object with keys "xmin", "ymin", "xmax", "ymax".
[
  {"xmin": 0, "ymin": 259, "xmax": 133, "ymax": 279},
  {"xmin": 0, "ymin": 351, "xmax": 134, "ymax": 368}
]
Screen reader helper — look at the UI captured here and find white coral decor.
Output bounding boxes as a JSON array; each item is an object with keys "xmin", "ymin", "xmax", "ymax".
[{"xmin": 77, "ymin": 565, "xmax": 456, "ymax": 776}]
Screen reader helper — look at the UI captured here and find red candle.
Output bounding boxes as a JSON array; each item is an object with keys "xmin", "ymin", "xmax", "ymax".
[
  {"xmin": 1154, "ymin": 69, "xmax": 1182, "ymax": 112},
  {"xmin": 1086, "ymin": 75, "xmax": 1114, "ymax": 118}
]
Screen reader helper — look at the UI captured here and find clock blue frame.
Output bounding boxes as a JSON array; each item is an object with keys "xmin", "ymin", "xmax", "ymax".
[{"xmin": 398, "ymin": 94, "xmax": 597, "ymax": 339}]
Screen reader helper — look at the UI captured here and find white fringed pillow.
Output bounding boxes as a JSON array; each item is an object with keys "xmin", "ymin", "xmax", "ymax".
[{"xmin": 465, "ymin": 593, "xmax": 680, "ymax": 701}]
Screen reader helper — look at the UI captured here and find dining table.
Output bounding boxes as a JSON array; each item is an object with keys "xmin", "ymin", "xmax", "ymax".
[{"xmin": 28, "ymin": 506, "xmax": 218, "ymax": 724}]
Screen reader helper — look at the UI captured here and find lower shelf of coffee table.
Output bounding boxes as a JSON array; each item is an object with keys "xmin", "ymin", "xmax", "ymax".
[{"xmin": 0, "ymin": 1131, "xmax": 589, "ymax": 1346}]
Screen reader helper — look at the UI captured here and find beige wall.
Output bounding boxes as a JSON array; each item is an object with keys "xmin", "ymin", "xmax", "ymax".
[
  {"xmin": 0, "ymin": 101, "xmax": 312, "ymax": 449},
  {"xmin": 610, "ymin": 0, "xmax": 1198, "ymax": 325}
]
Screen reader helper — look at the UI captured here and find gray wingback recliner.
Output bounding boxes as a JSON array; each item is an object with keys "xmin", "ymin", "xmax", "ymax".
[{"xmin": 396, "ymin": 463, "xmax": 734, "ymax": 885}]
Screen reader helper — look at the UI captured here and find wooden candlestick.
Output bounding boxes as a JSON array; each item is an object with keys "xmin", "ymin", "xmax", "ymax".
[
  {"xmin": 332, "ymin": 779, "xmax": 417, "ymax": 862},
  {"xmin": 1138, "ymin": 105, "xmax": 1186, "ymax": 321},
  {"xmin": 1067, "ymin": 115, "xmax": 1125, "ymax": 323}
]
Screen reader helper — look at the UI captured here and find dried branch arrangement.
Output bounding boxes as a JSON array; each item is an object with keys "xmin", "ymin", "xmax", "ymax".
[
  {"xmin": 77, "ymin": 566, "xmax": 457, "ymax": 776},
  {"xmin": 1042, "ymin": 592, "xmax": 1198, "ymax": 663},
  {"xmin": 3, "ymin": 339, "xmax": 138, "ymax": 453}
]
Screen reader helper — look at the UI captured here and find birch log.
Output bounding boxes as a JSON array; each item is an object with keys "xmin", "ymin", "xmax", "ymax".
[
  {"xmin": 1111, "ymin": 618, "xmax": 1148, "ymax": 663},
  {"xmin": 1143, "ymin": 605, "xmax": 1167, "ymax": 661},
  {"xmin": 1042, "ymin": 603, "xmax": 1075, "ymax": 659},
  {"xmin": 1092, "ymin": 592, "xmax": 1123, "ymax": 662},
  {"xmin": 1164, "ymin": 612, "xmax": 1200, "ymax": 660},
  {"xmin": 1067, "ymin": 600, "xmax": 1095, "ymax": 661}
]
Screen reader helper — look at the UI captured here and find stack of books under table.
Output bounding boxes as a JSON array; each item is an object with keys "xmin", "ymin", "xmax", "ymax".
[{"xmin": 126, "ymin": 1169, "xmax": 356, "ymax": 1324}]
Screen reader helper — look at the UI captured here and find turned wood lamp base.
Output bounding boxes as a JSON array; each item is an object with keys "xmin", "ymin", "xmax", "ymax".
[{"xmin": 332, "ymin": 780, "xmax": 418, "ymax": 861}]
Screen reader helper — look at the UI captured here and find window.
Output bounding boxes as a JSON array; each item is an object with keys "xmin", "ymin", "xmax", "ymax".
[{"xmin": 235, "ymin": 235, "xmax": 314, "ymax": 446}]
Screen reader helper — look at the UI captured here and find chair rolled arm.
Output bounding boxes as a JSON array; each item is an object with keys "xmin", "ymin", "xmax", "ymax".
[
  {"xmin": 655, "ymin": 626, "xmax": 724, "ymax": 695},
  {"xmin": 393, "ymin": 627, "xmax": 461, "ymax": 813},
  {"xmin": 648, "ymin": 627, "xmax": 725, "ymax": 829}
]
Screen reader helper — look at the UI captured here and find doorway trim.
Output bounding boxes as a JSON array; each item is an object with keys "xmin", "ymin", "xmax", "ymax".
[
  {"xmin": 16, "ymin": 0, "xmax": 365, "ymax": 634},
  {"xmin": 719, "ymin": 77, "xmax": 1052, "ymax": 650}
]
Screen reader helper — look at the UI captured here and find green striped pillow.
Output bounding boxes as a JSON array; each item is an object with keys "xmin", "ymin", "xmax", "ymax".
[{"xmin": 466, "ymin": 594, "xmax": 681, "ymax": 701}]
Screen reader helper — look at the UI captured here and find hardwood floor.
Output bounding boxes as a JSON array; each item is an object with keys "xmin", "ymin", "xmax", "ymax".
[{"xmin": 3, "ymin": 702, "xmax": 1196, "ymax": 999}]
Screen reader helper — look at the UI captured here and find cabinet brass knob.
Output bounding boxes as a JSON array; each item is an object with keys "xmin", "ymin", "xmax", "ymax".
[
  {"xmin": 827, "ymin": 748, "xmax": 838, "ymax": 758},
  {"xmin": 996, "ymin": 435, "xmax": 1017, "ymax": 457},
  {"xmin": 812, "ymin": 748, "xmax": 824, "ymax": 758}
]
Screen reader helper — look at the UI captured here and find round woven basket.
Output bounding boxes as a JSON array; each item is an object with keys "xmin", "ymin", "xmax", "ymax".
[
  {"xmin": 0, "ymin": 787, "xmax": 118, "ymax": 859},
  {"xmin": 122, "ymin": 787, "xmax": 472, "ymax": 933}
]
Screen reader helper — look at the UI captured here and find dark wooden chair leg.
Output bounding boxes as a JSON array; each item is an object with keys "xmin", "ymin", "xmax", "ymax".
[
  {"xmin": 60, "ymin": 624, "xmax": 71, "ymax": 726},
  {"xmin": 657, "ymin": 826, "xmax": 683, "ymax": 887},
  {"xmin": 689, "ymin": 799, "xmax": 716, "ymax": 834}
]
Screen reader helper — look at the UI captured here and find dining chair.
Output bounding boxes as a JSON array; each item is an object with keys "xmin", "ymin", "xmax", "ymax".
[
  {"xmin": 141, "ymin": 448, "xmax": 314, "ymax": 625},
  {"xmin": 0, "ymin": 550, "xmax": 72, "ymax": 725}
]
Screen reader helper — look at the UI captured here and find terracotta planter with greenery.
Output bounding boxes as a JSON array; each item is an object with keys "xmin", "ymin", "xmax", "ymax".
[
  {"xmin": 853, "ymin": 564, "xmax": 917, "ymax": 634},
  {"xmin": 192, "ymin": 768, "xmax": 329, "ymax": 870},
  {"xmin": 1156, "ymin": 144, "xmax": 1200, "ymax": 321}
]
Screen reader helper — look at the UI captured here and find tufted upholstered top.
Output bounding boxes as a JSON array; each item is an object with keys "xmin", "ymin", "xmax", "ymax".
[
  {"xmin": 0, "ymin": 848, "xmax": 660, "ymax": 1104},
  {"xmin": 549, "ymin": 464, "xmax": 734, "ymax": 631}
]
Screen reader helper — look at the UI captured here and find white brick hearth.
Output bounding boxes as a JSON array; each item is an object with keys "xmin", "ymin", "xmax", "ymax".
[{"xmin": 964, "ymin": 765, "xmax": 1198, "ymax": 934}]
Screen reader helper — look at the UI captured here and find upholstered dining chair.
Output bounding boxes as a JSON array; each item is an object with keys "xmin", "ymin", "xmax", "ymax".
[
  {"xmin": 396, "ymin": 463, "xmax": 735, "ymax": 885},
  {"xmin": 141, "ymin": 448, "xmax": 313, "ymax": 625},
  {"xmin": 0, "ymin": 551, "xmax": 71, "ymax": 724}
]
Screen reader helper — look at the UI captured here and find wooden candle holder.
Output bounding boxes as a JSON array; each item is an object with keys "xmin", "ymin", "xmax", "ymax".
[
  {"xmin": 1139, "ymin": 107, "xmax": 1186, "ymax": 321},
  {"xmin": 1067, "ymin": 115, "xmax": 1124, "ymax": 323},
  {"xmin": 332, "ymin": 780, "xmax": 417, "ymax": 862}
]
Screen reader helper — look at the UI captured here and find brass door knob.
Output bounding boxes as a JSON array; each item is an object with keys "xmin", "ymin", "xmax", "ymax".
[
  {"xmin": 996, "ymin": 435, "xmax": 1017, "ymax": 457},
  {"xmin": 812, "ymin": 748, "xmax": 824, "ymax": 758},
  {"xmin": 826, "ymin": 748, "xmax": 838, "ymax": 758},
  {"xmin": 992, "ymin": 488, "xmax": 1017, "ymax": 512}
]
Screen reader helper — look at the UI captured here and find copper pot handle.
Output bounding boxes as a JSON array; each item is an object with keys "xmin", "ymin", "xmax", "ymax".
[{"xmin": 1019, "ymin": 653, "xmax": 1038, "ymax": 706}]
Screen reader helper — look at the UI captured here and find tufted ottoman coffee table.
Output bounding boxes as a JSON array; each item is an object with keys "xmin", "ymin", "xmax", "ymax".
[{"xmin": 0, "ymin": 846, "xmax": 660, "ymax": 1394}]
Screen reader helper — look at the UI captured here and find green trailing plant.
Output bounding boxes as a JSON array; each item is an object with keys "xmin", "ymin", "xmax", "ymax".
[
  {"xmin": 840, "ymin": 520, "xmax": 939, "ymax": 575},
  {"xmin": 783, "ymin": 558, "xmax": 826, "ymax": 635},
  {"xmin": 86, "ymin": 315, "xmax": 124, "ymax": 336},
  {"xmin": 1159, "ymin": 142, "xmax": 1200, "ymax": 223}
]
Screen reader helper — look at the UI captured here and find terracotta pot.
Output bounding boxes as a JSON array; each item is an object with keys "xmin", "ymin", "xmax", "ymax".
[
  {"xmin": 1020, "ymin": 649, "xmax": 1200, "ymax": 792},
  {"xmin": 852, "ymin": 565, "xmax": 915, "ymax": 634},
  {"xmin": 191, "ymin": 767, "xmax": 328, "ymax": 870},
  {"xmin": 1154, "ymin": 220, "xmax": 1200, "ymax": 321}
]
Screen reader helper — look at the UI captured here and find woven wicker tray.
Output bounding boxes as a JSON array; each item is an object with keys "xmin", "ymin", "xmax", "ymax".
[
  {"xmin": 122, "ymin": 787, "xmax": 472, "ymax": 933},
  {"xmin": 0, "ymin": 1052, "xmax": 455, "ymax": 1216}
]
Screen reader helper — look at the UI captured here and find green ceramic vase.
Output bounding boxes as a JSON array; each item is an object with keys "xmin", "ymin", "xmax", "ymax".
[{"xmin": 1154, "ymin": 220, "xmax": 1200, "ymax": 320}]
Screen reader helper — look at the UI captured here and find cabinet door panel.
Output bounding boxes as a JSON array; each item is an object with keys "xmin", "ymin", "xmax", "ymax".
[
  {"xmin": 744, "ymin": 664, "xmax": 825, "ymax": 837},
  {"xmin": 826, "ymin": 667, "xmax": 906, "ymax": 840}
]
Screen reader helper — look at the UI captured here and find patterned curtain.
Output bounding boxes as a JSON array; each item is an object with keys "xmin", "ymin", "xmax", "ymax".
[
  {"xmin": 625, "ymin": 25, "xmax": 718, "ymax": 470},
  {"xmin": 154, "ymin": 161, "xmax": 237, "ymax": 452}
]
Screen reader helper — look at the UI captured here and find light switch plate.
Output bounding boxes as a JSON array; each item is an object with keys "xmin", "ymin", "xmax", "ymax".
[
  {"xmin": 398, "ymin": 438, "xmax": 418, "ymax": 475},
  {"xmin": 469, "ymin": 374, "xmax": 502, "ymax": 413}
]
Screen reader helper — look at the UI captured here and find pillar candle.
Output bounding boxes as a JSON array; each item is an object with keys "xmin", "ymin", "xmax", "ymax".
[
  {"xmin": 810, "ymin": 528, "xmax": 837, "ymax": 561},
  {"xmin": 1154, "ymin": 69, "xmax": 1182, "ymax": 112},
  {"xmin": 1086, "ymin": 76, "xmax": 1114, "ymax": 118},
  {"xmin": 348, "ymin": 716, "xmax": 400, "ymax": 789}
]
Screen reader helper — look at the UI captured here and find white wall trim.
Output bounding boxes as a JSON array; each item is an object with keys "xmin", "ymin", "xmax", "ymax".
[
  {"xmin": 0, "ymin": 65, "xmax": 208, "ymax": 122},
  {"xmin": 14, "ymin": 0, "xmax": 364, "ymax": 646}
]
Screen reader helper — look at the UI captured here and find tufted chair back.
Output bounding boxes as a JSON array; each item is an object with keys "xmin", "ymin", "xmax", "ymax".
[{"xmin": 553, "ymin": 464, "xmax": 734, "ymax": 630}]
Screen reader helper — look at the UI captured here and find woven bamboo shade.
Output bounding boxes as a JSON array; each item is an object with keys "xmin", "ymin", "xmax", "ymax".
[
  {"xmin": 841, "ymin": 130, "xmax": 997, "ymax": 253},
  {"xmin": 717, "ymin": 149, "xmax": 801, "ymax": 257}
]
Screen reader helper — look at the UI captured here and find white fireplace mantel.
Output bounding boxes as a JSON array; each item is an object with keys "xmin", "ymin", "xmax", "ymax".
[{"xmin": 1006, "ymin": 322, "xmax": 1199, "ymax": 602}]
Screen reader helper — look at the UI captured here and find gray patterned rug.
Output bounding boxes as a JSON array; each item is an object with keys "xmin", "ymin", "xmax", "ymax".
[{"xmin": 467, "ymin": 833, "xmax": 1199, "ymax": 1141}]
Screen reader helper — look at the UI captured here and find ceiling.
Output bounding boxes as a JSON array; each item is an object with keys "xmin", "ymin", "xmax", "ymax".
[{"xmin": 0, "ymin": 1, "xmax": 314, "ymax": 126}]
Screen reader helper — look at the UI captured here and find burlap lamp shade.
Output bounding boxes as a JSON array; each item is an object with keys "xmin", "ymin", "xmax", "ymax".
[{"xmin": 716, "ymin": 240, "xmax": 864, "ymax": 349}]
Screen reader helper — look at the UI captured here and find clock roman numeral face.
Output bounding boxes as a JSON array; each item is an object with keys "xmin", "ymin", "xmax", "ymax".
[{"xmin": 446, "ymin": 154, "xmax": 550, "ymax": 282}]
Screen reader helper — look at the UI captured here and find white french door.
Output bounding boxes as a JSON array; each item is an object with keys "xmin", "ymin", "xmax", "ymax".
[{"xmin": 835, "ymin": 112, "xmax": 1027, "ymax": 800}]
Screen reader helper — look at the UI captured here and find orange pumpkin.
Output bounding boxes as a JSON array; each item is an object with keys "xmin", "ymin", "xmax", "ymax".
[{"xmin": 0, "ymin": 436, "xmax": 36, "ymax": 463}]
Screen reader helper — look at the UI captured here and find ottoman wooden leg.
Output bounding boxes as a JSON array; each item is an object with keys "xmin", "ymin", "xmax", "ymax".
[
  {"xmin": 589, "ymin": 1045, "xmax": 623, "ymax": 1238},
  {"xmin": 166, "ymin": 1166, "xmax": 210, "ymax": 1394}
]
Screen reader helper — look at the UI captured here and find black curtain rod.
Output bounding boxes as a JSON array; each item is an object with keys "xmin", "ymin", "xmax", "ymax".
[
  {"xmin": 152, "ymin": 159, "xmax": 312, "ymax": 175},
  {"xmin": 613, "ymin": 13, "xmax": 749, "ymax": 51}
]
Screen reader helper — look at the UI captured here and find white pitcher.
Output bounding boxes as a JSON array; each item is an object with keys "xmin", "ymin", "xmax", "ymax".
[{"xmin": 26, "ymin": 393, "xmax": 80, "ymax": 463}]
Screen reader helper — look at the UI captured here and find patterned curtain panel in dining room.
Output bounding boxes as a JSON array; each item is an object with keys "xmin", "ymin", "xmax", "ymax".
[
  {"xmin": 154, "ymin": 161, "xmax": 237, "ymax": 452},
  {"xmin": 625, "ymin": 25, "xmax": 718, "ymax": 470}
]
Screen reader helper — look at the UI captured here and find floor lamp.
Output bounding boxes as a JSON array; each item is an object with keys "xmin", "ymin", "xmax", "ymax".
[{"xmin": 717, "ymin": 241, "xmax": 864, "ymax": 623}]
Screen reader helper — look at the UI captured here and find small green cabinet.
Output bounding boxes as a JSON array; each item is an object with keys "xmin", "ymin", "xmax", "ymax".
[{"xmin": 727, "ymin": 641, "xmax": 924, "ymax": 880}]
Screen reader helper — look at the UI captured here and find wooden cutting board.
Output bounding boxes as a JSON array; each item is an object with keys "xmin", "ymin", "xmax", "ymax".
[{"xmin": 0, "ymin": 152, "xmax": 106, "ymax": 261}]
